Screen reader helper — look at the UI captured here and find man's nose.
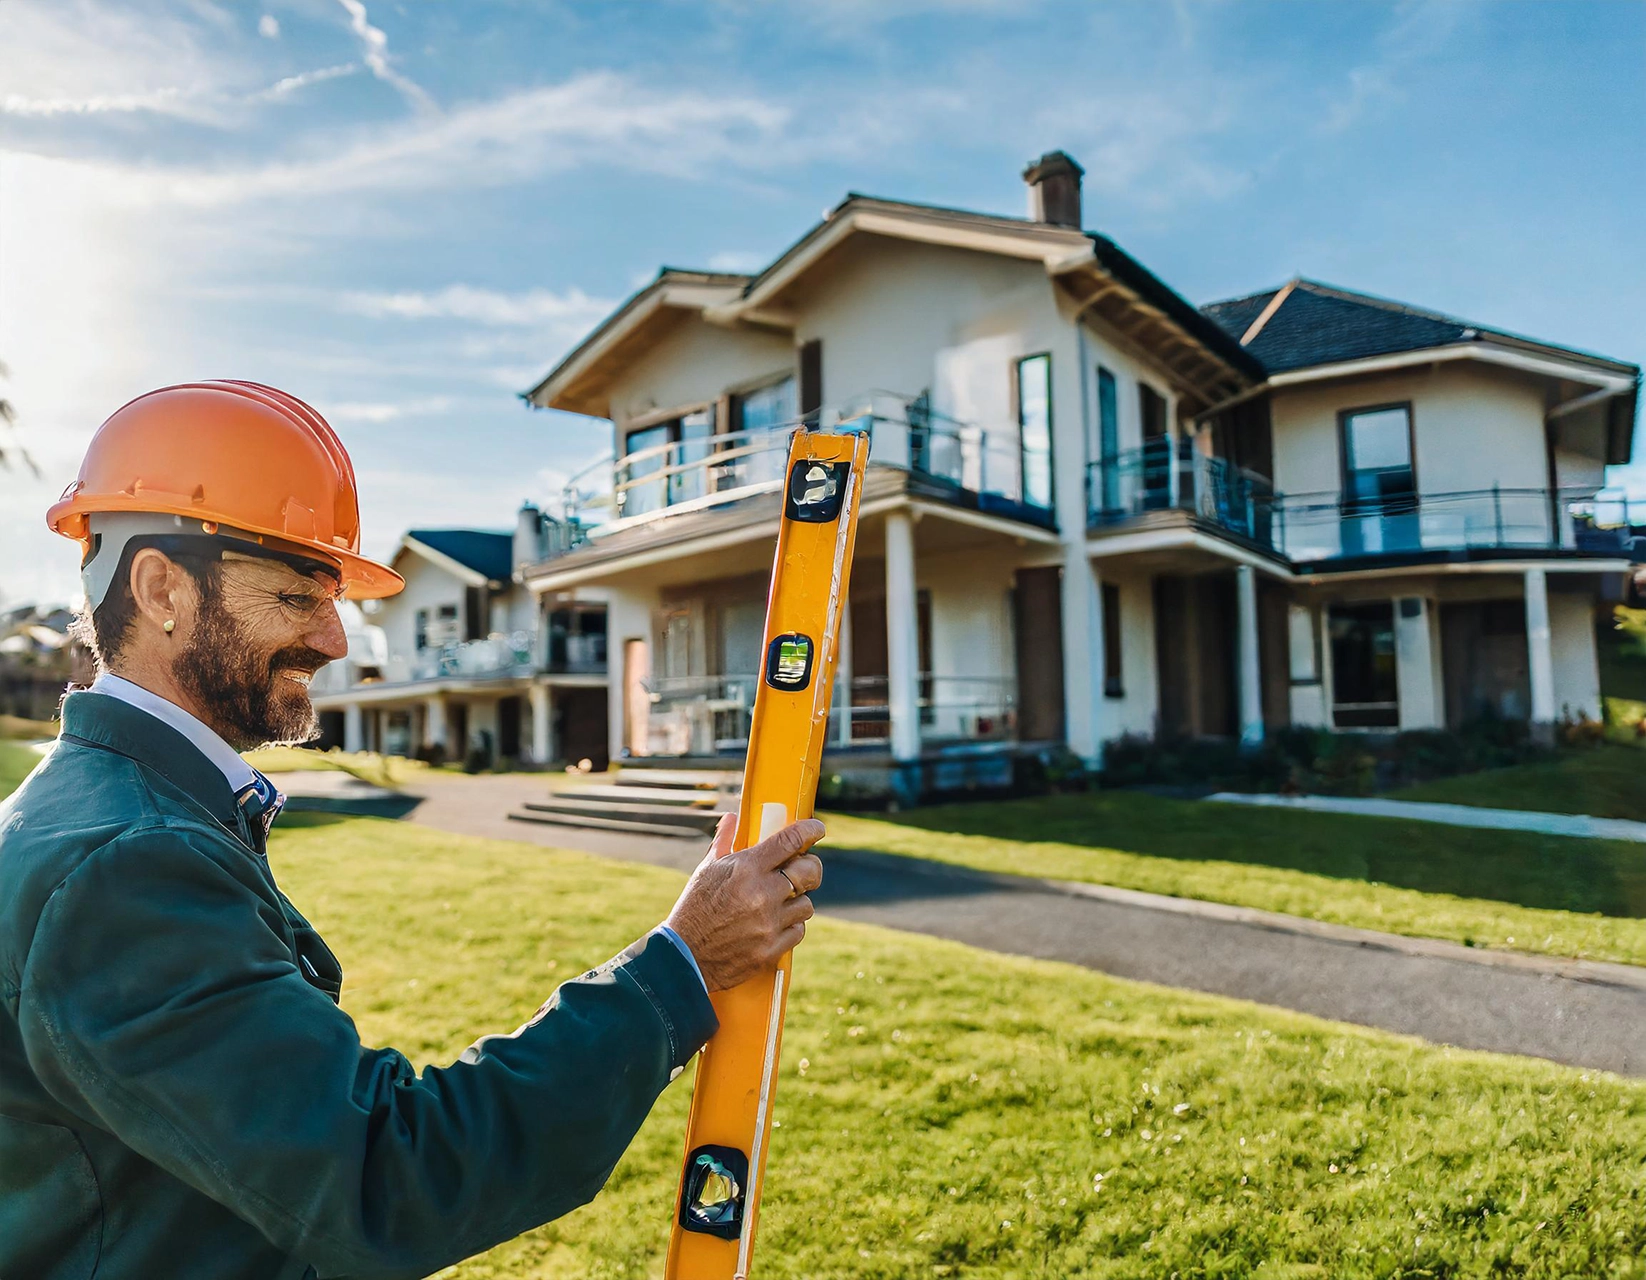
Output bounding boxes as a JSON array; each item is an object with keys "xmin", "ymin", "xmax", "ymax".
[{"xmin": 307, "ymin": 600, "xmax": 349, "ymax": 661}]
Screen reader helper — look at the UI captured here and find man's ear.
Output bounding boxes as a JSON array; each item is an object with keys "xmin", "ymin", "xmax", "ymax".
[{"xmin": 127, "ymin": 548, "xmax": 196, "ymax": 637}]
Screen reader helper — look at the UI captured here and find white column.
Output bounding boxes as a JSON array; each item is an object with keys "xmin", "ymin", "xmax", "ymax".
[
  {"xmin": 424, "ymin": 697, "xmax": 447, "ymax": 753},
  {"xmin": 884, "ymin": 511, "xmax": 921, "ymax": 762},
  {"xmin": 1236, "ymin": 564, "xmax": 1264, "ymax": 748},
  {"xmin": 1525, "ymin": 567, "xmax": 1556, "ymax": 732},
  {"xmin": 343, "ymin": 703, "xmax": 364, "ymax": 753},
  {"xmin": 835, "ymin": 598, "xmax": 854, "ymax": 747},
  {"xmin": 1394, "ymin": 597, "xmax": 1442, "ymax": 729},
  {"xmin": 1061, "ymin": 553, "xmax": 1102, "ymax": 763},
  {"xmin": 530, "ymin": 682, "xmax": 553, "ymax": 764}
]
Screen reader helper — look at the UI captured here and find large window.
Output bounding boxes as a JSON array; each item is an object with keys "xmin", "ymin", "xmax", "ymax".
[
  {"xmin": 1015, "ymin": 354, "xmax": 1053, "ymax": 510},
  {"xmin": 620, "ymin": 407, "xmax": 714, "ymax": 516},
  {"xmin": 1340, "ymin": 403, "xmax": 1417, "ymax": 554},
  {"xmin": 1139, "ymin": 382, "xmax": 1170, "ymax": 509},
  {"xmin": 732, "ymin": 376, "xmax": 796, "ymax": 487}
]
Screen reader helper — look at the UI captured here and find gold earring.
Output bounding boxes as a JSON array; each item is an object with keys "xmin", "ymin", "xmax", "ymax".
[{"xmin": 163, "ymin": 620, "xmax": 176, "ymax": 634}]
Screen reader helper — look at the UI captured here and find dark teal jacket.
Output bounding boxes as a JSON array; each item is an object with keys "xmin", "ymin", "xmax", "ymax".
[{"xmin": 0, "ymin": 691, "xmax": 717, "ymax": 1279}]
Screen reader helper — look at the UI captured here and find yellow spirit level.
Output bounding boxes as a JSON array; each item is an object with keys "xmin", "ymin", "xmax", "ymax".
[{"xmin": 664, "ymin": 427, "xmax": 870, "ymax": 1280}]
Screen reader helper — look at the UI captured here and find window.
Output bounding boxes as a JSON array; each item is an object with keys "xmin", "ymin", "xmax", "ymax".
[
  {"xmin": 1288, "ymin": 604, "xmax": 1319, "ymax": 684},
  {"xmin": 736, "ymin": 376, "xmax": 796, "ymax": 435},
  {"xmin": 1328, "ymin": 601, "xmax": 1398, "ymax": 728},
  {"xmin": 732, "ymin": 377, "xmax": 796, "ymax": 488},
  {"xmin": 1096, "ymin": 366, "xmax": 1120, "ymax": 514},
  {"xmin": 1138, "ymin": 383, "xmax": 1170, "ymax": 509},
  {"xmin": 1015, "ymin": 354, "xmax": 1053, "ymax": 509},
  {"xmin": 620, "ymin": 407, "xmax": 715, "ymax": 516},
  {"xmin": 1340, "ymin": 404, "xmax": 1417, "ymax": 554},
  {"xmin": 414, "ymin": 608, "xmax": 428, "ymax": 651},
  {"xmin": 1102, "ymin": 581, "xmax": 1123, "ymax": 698}
]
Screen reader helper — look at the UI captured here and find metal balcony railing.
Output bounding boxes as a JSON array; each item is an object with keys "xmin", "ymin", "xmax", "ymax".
[
  {"xmin": 1089, "ymin": 442, "xmax": 1643, "ymax": 565},
  {"xmin": 635, "ymin": 671, "xmax": 1017, "ymax": 756},
  {"xmin": 411, "ymin": 633, "xmax": 536, "ymax": 682},
  {"xmin": 1088, "ymin": 441, "xmax": 1275, "ymax": 546},
  {"xmin": 1269, "ymin": 486, "xmax": 1643, "ymax": 562},
  {"xmin": 560, "ymin": 393, "xmax": 1055, "ymax": 532}
]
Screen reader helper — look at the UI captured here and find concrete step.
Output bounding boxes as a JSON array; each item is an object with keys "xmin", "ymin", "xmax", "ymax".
[
  {"xmin": 555, "ymin": 783, "xmax": 718, "ymax": 807},
  {"xmin": 507, "ymin": 808, "xmax": 709, "ymax": 838},
  {"xmin": 612, "ymin": 767, "xmax": 742, "ymax": 791},
  {"xmin": 520, "ymin": 798, "xmax": 728, "ymax": 832}
]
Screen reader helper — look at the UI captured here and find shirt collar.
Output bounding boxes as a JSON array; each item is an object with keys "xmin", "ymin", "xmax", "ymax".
[{"xmin": 90, "ymin": 672, "xmax": 258, "ymax": 794}]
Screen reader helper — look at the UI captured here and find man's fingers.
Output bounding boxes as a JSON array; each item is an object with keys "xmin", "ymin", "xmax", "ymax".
[
  {"xmin": 748, "ymin": 818, "xmax": 825, "ymax": 870},
  {"xmin": 778, "ymin": 852, "xmax": 823, "ymax": 895},
  {"xmin": 706, "ymin": 812, "xmax": 736, "ymax": 860},
  {"xmin": 781, "ymin": 893, "xmax": 815, "ymax": 927},
  {"xmin": 774, "ymin": 919, "xmax": 807, "ymax": 955}
]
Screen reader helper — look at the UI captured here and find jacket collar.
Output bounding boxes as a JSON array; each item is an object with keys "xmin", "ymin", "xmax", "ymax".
[{"xmin": 60, "ymin": 689, "xmax": 245, "ymax": 831}]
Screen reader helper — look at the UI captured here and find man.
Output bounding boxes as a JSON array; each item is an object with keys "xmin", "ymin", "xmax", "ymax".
[{"xmin": 0, "ymin": 381, "xmax": 824, "ymax": 1278}]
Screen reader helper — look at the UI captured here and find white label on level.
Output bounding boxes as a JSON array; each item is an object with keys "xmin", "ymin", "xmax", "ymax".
[{"xmin": 758, "ymin": 802, "xmax": 788, "ymax": 842}]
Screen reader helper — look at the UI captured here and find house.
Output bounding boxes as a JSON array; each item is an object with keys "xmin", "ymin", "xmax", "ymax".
[
  {"xmin": 308, "ymin": 509, "xmax": 609, "ymax": 767},
  {"xmin": 0, "ymin": 605, "xmax": 89, "ymax": 722},
  {"xmin": 502, "ymin": 151, "xmax": 1640, "ymax": 797}
]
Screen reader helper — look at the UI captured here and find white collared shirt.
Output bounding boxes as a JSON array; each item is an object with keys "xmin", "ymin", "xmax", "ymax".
[{"xmin": 90, "ymin": 672, "xmax": 258, "ymax": 794}]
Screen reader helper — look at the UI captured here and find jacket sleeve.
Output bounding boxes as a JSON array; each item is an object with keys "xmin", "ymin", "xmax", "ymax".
[{"xmin": 17, "ymin": 822, "xmax": 718, "ymax": 1280}]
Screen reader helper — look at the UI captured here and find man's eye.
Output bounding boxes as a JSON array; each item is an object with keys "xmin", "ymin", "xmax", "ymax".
[{"xmin": 278, "ymin": 593, "xmax": 316, "ymax": 610}]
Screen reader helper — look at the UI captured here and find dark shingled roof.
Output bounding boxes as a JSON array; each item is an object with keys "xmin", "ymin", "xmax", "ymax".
[
  {"xmin": 406, "ymin": 529, "xmax": 515, "ymax": 582},
  {"xmin": 1200, "ymin": 278, "xmax": 1631, "ymax": 375}
]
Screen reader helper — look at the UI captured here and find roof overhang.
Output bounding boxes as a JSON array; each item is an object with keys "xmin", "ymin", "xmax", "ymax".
[
  {"xmin": 396, "ymin": 536, "xmax": 494, "ymax": 589},
  {"xmin": 523, "ymin": 272, "xmax": 751, "ymax": 417}
]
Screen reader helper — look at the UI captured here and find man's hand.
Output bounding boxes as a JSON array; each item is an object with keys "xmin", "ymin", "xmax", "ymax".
[{"xmin": 663, "ymin": 813, "xmax": 824, "ymax": 993}]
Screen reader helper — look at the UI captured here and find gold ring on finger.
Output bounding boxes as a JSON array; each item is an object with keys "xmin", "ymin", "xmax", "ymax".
[{"xmin": 778, "ymin": 866, "xmax": 800, "ymax": 898}]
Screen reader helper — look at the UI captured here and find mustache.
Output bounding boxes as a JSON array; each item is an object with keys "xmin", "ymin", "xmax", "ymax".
[{"xmin": 267, "ymin": 645, "xmax": 333, "ymax": 679}]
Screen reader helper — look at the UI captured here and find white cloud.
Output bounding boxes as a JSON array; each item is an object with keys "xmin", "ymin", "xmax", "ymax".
[
  {"xmin": 259, "ymin": 13, "xmax": 280, "ymax": 39},
  {"xmin": 318, "ymin": 396, "xmax": 455, "ymax": 424},
  {"xmin": 335, "ymin": 0, "xmax": 435, "ymax": 112},
  {"xmin": 245, "ymin": 63, "xmax": 360, "ymax": 104},
  {"xmin": 19, "ymin": 72, "xmax": 793, "ymax": 210},
  {"xmin": 336, "ymin": 285, "xmax": 613, "ymax": 328}
]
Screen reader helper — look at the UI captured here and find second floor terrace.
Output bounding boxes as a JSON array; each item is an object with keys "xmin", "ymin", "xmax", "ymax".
[
  {"xmin": 1088, "ymin": 439, "xmax": 1644, "ymax": 569},
  {"xmin": 557, "ymin": 391, "xmax": 1058, "ymax": 538}
]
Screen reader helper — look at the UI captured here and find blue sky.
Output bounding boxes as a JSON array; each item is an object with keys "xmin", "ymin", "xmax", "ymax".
[{"xmin": 1, "ymin": 0, "xmax": 1642, "ymax": 607}]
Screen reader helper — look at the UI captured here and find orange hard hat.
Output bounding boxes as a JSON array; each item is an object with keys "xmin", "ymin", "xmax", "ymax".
[{"xmin": 48, "ymin": 381, "xmax": 403, "ymax": 600}]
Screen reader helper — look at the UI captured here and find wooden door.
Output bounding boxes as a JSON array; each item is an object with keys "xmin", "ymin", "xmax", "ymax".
[{"xmin": 1012, "ymin": 566, "xmax": 1066, "ymax": 742}]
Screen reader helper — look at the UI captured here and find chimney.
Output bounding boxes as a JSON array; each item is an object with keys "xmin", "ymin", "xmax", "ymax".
[
  {"xmin": 1022, "ymin": 150, "xmax": 1084, "ymax": 228},
  {"xmin": 513, "ymin": 501, "xmax": 544, "ymax": 574}
]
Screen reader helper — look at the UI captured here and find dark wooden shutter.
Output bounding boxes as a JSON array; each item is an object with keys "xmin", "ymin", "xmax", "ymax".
[{"xmin": 798, "ymin": 339, "xmax": 823, "ymax": 427}]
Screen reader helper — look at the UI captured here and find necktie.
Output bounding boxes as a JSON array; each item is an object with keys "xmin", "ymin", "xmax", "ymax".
[{"xmin": 234, "ymin": 769, "xmax": 286, "ymax": 851}]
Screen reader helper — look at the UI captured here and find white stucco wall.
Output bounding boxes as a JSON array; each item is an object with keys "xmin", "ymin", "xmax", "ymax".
[
  {"xmin": 917, "ymin": 546, "xmax": 1017, "ymax": 738},
  {"xmin": 609, "ymin": 318, "xmax": 796, "ymax": 438},
  {"xmin": 604, "ymin": 583, "xmax": 661, "ymax": 758},
  {"xmin": 1270, "ymin": 363, "xmax": 1555, "ymax": 559},
  {"xmin": 1550, "ymin": 590, "xmax": 1602, "ymax": 721},
  {"xmin": 1092, "ymin": 567, "xmax": 1158, "ymax": 742},
  {"xmin": 376, "ymin": 551, "xmax": 469, "ymax": 663}
]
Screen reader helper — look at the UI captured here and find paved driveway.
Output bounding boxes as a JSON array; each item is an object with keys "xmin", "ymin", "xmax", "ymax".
[{"xmin": 387, "ymin": 773, "xmax": 1646, "ymax": 1076}]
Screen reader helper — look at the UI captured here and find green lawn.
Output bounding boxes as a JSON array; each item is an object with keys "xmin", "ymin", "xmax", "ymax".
[
  {"xmin": 1392, "ymin": 745, "xmax": 1646, "ymax": 823},
  {"xmin": 260, "ymin": 815, "xmax": 1646, "ymax": 1278},
  {"xmin": 0, "ymin": 740, "xmax": 42, "ymax": 798},
  {"xmin": 243, "ymin": 745, "xmax": 432, "ymax": 788},
  {"xmin": 823, "ymin": 792, "xmax": 1646, "ymax": 968}
]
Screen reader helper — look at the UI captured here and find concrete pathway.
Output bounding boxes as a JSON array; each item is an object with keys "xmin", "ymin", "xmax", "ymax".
[
  {"xmin": 373, "ymin": 773, "xmax": 1646, "ymax": 1076},
  {"xmin": 1208, "ymin": 790, "xmax": 1646, "ymax": 843}
]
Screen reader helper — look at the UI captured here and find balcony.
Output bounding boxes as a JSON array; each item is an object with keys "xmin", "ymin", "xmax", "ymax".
[
  {"xmin": 1270, "ymin": 487, "xmax": 1642, "ymax": 564},
  {"xmin": 1088, "ymin": 442, "xmax": 1275, "ymax": 549},
  {"xmin": 1089, "ymin": 442, "xmax": 1642, "ymax": 568},
  {"xmin": 562, "ymin": 393, "xmax": 1055, "ymax": 533},
  {"xmin": 636, "ymin": 672, "xmax": 1017, "ymax": 757}
]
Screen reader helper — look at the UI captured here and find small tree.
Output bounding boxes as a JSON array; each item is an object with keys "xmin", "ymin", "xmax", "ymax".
[{"xmin": 0, "ymin": 361, "xmax": 38, "ymax": 477}]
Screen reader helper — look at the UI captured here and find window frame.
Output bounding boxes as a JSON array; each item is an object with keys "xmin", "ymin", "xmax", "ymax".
[
  {"xmin": 1337, "ymin": 401, "xmax": 1418, "ymax": 508},
  {"xmin": 1013, "ymin": 351, "xmax": 1055, "ymax": 511},
  {"xmin": 1101, "ymin": 580, "xmax": 1124, "ymax": 698}
]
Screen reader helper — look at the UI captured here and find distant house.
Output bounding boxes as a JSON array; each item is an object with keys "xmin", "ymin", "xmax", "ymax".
[
  {"xmin": 0, "ymin": 605, "xmax": 89, "ymax": 722},
  {"xmin": 308, "ymin": 511, "xmax": 608, "ymax": 767}
]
